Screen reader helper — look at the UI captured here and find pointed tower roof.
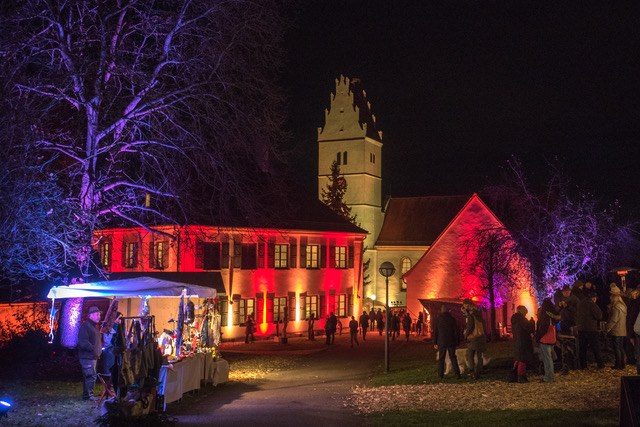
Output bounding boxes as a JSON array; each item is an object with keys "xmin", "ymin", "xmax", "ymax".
[{"xmin": 318, "ymin": 75, "xmax": 383, "ymax": 142}]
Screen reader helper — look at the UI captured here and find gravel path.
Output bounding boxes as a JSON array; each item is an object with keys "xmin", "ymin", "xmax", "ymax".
[{"xmin": 167, "ymin": 333, "xmax": 382, "ymax": 426}]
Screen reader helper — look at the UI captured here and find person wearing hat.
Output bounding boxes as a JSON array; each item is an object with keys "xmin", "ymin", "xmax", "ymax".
[
  {"xmin": 557, "ymin": 284, "xmax": 579, "ymax": 335},
  {"xmin": 77, "ymin": 306, "xmax": 103, "ymax": 400},
  {"xmin": 606, "ymin": 284, "xmax": 627, "ymax": 369},
  {"xmin": 576, "ymin": 289, "xmax": 604, "ymax": 370},
  {"xmin": 433, "ymin": 304, "xmax": 461, "ymax": 379}
]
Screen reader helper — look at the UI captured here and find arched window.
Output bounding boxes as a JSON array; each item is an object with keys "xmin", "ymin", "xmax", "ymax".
[
  {"xmin": 400, "ymin": 257, "xmax": 411, "ymax": 290},
  {"xmin": 336, "ymin": 152, "xmax": 341, "ymax": 165},
  {"xmin": 343, "ymin": 151, "xmax": 348, "ymax": 165}
]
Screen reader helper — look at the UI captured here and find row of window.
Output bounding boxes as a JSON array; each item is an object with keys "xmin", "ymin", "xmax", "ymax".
[
  {"xmin": 99, "ymin": 240, "xmax": 354, "ymax": 271},
  {"xmin": 337, "ymin": 151, "xmax": 347, "ymax": 165},
  {"xmin": 218, "ymin": 293, "xmax": 352, "ymax": 326},
  {"xmin": 336, "ymin": 151, "xmax": 377, "ymax": 165}
]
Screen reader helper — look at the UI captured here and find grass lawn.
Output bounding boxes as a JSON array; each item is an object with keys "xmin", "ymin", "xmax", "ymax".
[
  {"xmin": 364, "ymin": 338, "xmax": 620, "ymax": 427},
  {"xmin": 0, "ymin": 380, "xmax": 101, "ymax": 426}
]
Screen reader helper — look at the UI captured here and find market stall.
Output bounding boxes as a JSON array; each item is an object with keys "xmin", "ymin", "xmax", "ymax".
[{"xmin": 47, "ymin": 276, "xmax": 227, "ymax": 412}]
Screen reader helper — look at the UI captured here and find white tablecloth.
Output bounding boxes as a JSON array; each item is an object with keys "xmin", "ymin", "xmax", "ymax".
[
  {"xmin": 158, "ymin": 353, "xmax": 228, "ymax": 409},
  {"xmin": 204, "ymin": 358, "xmax": 229, "ymax": 386}
]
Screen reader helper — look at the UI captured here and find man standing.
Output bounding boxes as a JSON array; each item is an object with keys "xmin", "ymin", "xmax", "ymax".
[
  {"xmin": 434, "ymin": 305, "xmax": 461, "ymax": 379},
  {"xmin": 77, "ymin": 306, "xmax": 102, "ymax": 401},
  {"xmin": 557, "ymin": 285, "xmax": 579, "ymax": 335},
  {"xmin": 349, "ymin": 315, "xmax": 359, "ymax": 347},
  {"xmin": 359, "ymin": 310, "xmax": 369, "ymax": 341},
  {"xmin": 576, "ymin": 289, "xmax": 604, "ymax": 370},
  {"xmin": 462, "ymin": 298, "xmax": 486, "ymax": 379}
]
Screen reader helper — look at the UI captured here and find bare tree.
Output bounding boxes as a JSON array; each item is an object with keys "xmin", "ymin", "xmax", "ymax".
[
  {"xmin": 461, "ymin": 225, "xmax": 528, "ymax": 339},
  {"xmin": 0, "ymin": 0, "xmax": 287, "ymax": 278},
  {"xmin": 482, "ymin": 157, "xmax": 638, "ymax": 299}
]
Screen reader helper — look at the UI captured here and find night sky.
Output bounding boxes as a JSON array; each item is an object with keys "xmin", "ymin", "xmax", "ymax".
[{"xmin": 283, "ymin": 1, "xmax": 640, "ymax": 218}]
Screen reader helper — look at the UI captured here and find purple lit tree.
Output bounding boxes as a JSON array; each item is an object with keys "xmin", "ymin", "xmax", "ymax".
[
  {"xmin": 482, "ymin": 157, "xmax": 638, "ymax": 300},
  {"xmin": 0, "ymin": 1, "xmax": 287, "ymax": 279}
]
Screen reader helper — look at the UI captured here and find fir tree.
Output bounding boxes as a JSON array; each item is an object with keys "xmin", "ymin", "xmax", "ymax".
[{"xmin": 321, "ymin": 161, "xmax": 357, "ymax": 224}]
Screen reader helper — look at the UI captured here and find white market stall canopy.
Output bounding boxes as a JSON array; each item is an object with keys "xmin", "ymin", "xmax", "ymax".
[{"xmin": 47, "ymin": 276, "xmax": 218, "ymax": 300}]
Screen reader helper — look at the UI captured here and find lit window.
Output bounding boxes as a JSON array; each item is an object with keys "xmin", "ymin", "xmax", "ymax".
[
  {"xmin": 400, "ymin": 257, "xmax": 411, "ymax": 290},
  {"xmin": 305, "ymin": 295, "xmax": 318, "ymax": 320},
  {"xmin": 219, "ymin": 296, "xmax": 228, "ymax": 327},
  {"xmin": 335, "ymin": 246, "xmax": 347, "ymax": 269},
  {"xmin": 274, "ymin": 297, "xmax": 287, "ymax": 321},
  {"xmin": 100, "ymin": 242, "xmax": 110, "ymax": 268},
  {"xmin": 126, "ymin": 242, "xmax": 138, "ymax": 268},
  {"xmin": 154, "ymin": 242, "xmax": 164, "ymax": 269},
  {"xmin": 234, "ymin": 298, "xmax": 255, "ymax": 325},
  {"xmin": 306, "ymin": 245, "xmax": 319, "ymax": 268},
  {"xmin": 337, "ymin": 294, "xmax": 346, "ymax": 317},
  {"xmin": 275, "ymin": 244, "xmax": 288, "ymax": 269},
  {"xmin": 401, "ymin": 257, "xmax": 411, "ymax": 275}
]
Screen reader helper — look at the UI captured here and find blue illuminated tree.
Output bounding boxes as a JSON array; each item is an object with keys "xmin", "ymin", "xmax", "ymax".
[
  {"xmin": 482, "ymin": 157, "xmax": 638, "ymax": 299},
  {"xmin": 0, "ymin": 1, "xmax": 287, "ymax": 279}
]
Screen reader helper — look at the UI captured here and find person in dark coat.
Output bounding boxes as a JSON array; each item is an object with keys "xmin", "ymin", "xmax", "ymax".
[
  {"xmin": 359, "ymin": 310, "xmax": 369, "ymax": 340},
  {"xmin": 308, "ymin": 312, "xmax": 315, "ymax": 341},
  {"xmin": 349, "ymin": 315, "xmax": 359, "ymax": 347},
  {"xmin": 556, "ymin": 285, "xmax": 579, "ymax": 335},
  {"xmin": 624, "ymin": 287, "xmax": 639, "ymax": 365},
  {"xmin": 434, "ymin": 305, "xmax": 461, "ymax": 379},
  {"xmin": 511, "ymin": 305, "xmax": 536, "ymax": 383},
  {"xmin": 245, "ymin": 314, "xmax": 255, "ymax": 344},
  {"xmin": 102, "ymin": 311, "xmax": 122, "ymax": 392},
  {"xmin": 369, "ymin": 308, "xmax": 376, "ymax": 330},
  {"xmin": 576, "ymin": 289, "xmax": 604, "ymax": 369},
  {"xmin": 78, "ymin": 306, "xmax": 103, "ymax": 400},
  {"xmin": 462, "ymin": 299, "xmax": 487, "ymax": 379},
  {"xmin": 402, "ymin": 312, "xmax": 412, "ymax": 341},
  {"xmin": 416, "ymin": 311, "xmax": 424, "ymax": 336},
  {"xmin": 377, "ymin": 309, "xmax": 384, "ymax": 335}
]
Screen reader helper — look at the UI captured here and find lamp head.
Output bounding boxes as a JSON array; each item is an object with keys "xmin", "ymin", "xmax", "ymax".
[{"xmin": 379, "ymin": 262, "xmax": 395, "ymax": 277}]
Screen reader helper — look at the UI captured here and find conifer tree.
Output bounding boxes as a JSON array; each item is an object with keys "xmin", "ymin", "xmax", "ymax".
[{"xmin": 321, "ymin": 161, "xmax": 357, "ymax": 224}]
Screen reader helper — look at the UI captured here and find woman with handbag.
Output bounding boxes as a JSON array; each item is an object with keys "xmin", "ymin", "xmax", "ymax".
[{"xmin": 536, "ymin": 298, "xmax": 560, "ymax": 383}]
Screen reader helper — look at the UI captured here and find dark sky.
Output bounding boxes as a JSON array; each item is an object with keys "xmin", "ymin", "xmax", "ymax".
[{"xmin": 283, "ymin": 1, "xmax": 640, "ymax": 217}]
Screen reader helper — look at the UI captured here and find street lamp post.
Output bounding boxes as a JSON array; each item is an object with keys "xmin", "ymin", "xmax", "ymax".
[
  {"xmin": 371, "ymin": 294, "xmax": 376, "ymax": 310},
  {"xmin": 379, "ymin": 261, "xmax": 395, "ymax": 372}
]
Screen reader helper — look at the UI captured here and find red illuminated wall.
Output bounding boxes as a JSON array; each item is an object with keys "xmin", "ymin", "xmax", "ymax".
[
  {"xmin": 94, "ymin": 225, "xmax": 366, "ymax": 339},
  {"xmin": 404, "ymin": 195, "xmax": 532, "ymax": 320}
]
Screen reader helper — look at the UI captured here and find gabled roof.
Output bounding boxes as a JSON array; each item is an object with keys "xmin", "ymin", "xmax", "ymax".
[{"xmin": 375, "ymin": 195, "xmax": 472, "ymax": 246}]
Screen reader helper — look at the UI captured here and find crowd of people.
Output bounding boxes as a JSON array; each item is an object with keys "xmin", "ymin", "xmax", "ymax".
[
  {"xmin": 428, "ymin": 280, "xmax": 640, "ymax": 383},
  {"xmin": 235, "ymin": 280, "xmax": 640, "ymax": 386}
]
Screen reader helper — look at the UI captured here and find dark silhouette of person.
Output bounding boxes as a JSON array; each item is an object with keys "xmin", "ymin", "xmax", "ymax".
[
  {"xmin": 434, "ymin": 305, "xmax": 461, "ymax": 379},
  {"xmin": 245, "ymin": 314, "xmax": 255, "ymax": 344},
  {"xmin": 308, "ymin": 312, "xmax": 315, "ymax": 340},
  {"xmin": 349, "ymin": 316, "xmax": 359, "ymax": 347},
  {"xmin": 359, "ymin": 310, "xmax": 369, "ymax": 340}
]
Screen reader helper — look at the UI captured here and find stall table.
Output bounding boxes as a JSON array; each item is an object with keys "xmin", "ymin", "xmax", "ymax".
[{"xmin": 157, "ymin": 353, "xmax": 228, "ymax": 410}]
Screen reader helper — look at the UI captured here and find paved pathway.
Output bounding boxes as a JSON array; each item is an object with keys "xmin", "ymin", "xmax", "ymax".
[{"xmin": 167, "ymin": 332, "xmax": 405, "ymax": 426}]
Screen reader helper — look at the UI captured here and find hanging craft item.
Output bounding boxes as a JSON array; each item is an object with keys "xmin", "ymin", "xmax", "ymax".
[
  {"xmin": 185, "ymin": 297, "xmax": 195, "ymax": 324},
  {"xmin": 176, "ymin": 293, "xmax": 184, "ymax": 357},
  {"xmin": 101, "ymin": 299, "xmax": 120, "ymax": 334}
]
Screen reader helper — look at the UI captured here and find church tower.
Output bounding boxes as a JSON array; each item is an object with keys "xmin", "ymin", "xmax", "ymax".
[{"xmin": 318, "ymin": 76, "xmax": 384, "ymax": 243}]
